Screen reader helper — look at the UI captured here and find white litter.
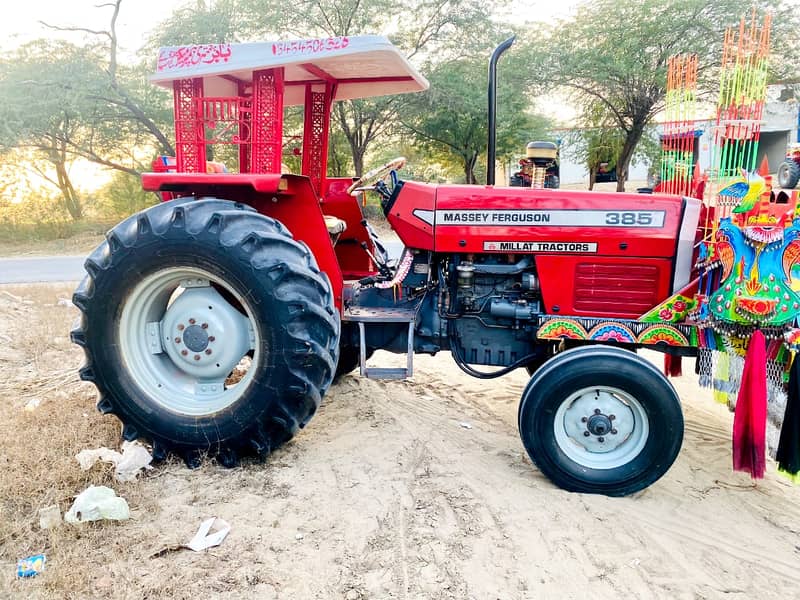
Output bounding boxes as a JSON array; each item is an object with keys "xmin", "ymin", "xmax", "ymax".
[
  {"xmin": 24, "ymin": 398, "xmax": 41, "ymax": 411},
  {"xmin": 38, "ymin": 505, "xmax": 62, "ymax": 529},
  {"xmin": 64, "ymin": 486, "xmax": 130, "ymax": 524},
  {"xmin": 459, "ymin": 422, "xmax": 473, "ymax": 429},
  {"xmin": 57, "ymin": 298, "xmax": 72, "ymax": 307},
  {"xmin": 75, "ymin": 441, "xmax": 153, "ymax": 482},
  {"xmin": 187, "ymin": 517, "xmax": 231, "ymax": 552}
]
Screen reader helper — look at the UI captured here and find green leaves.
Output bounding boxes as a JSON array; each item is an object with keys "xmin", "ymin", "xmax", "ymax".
[{"xmin": 403, "ymin": 56, "xmax": 550, "ymax": 183}]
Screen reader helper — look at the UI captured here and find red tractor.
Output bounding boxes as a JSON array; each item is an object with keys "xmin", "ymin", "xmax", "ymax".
[{"xmin": 73, "ymin": 36, "xmax": 695, "ymax": 496}]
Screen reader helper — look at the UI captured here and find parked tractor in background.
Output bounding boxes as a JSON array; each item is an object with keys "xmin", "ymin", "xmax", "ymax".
[
  {"xmin": 73, "ymin": 36, "xmax": 699, "ymax": 497},
  {"xmin": 777, "ymin": 142, "xmax": 800, "ymax": 189},
  {"xmin": 509, "ymin": 141, "xmax": 560, "ymax": 189}
]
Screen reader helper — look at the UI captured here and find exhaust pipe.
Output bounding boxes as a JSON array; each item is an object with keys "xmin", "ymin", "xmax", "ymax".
[{"xmin": 487, "ymin": 35, "xmax": 515, "ymax": 185}]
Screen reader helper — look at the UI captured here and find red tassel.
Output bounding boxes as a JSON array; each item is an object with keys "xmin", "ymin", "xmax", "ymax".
[
  {"xmin": 732, "ymin": 330, "xmax": 767, "ymax": 478},
  {"xmin": 664, "ymin": 354, "xmax": 682, "ymax": 377}
]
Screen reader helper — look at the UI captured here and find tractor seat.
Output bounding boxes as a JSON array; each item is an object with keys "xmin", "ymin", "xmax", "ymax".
[{"xmin": 324, "ymin": 215, "xmax": 347, "ymax": 245}]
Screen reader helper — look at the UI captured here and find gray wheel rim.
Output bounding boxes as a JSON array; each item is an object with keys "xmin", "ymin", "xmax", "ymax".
[
  {"xmin": 554, "ymin": 385, "xmax": 649, "ymax": 470},
  {"xmin": 118, "ymin": 266, "xmax": 259, "ymax": 416}
]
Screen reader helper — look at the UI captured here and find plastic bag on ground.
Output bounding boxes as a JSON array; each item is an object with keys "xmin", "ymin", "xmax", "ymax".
[
  {"xmin": 75, "ymin": 441, "xmax": 152, "ymax": 482},
  {"xmin": 64, "ymin": 485, "xmax": 130, "ymax": 524}
]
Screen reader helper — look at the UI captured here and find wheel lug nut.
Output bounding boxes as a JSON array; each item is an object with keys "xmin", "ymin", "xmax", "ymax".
[
  {"xmin": 581, "ymin": 416, "xmax": 588, "ymax": 423},
  {"xmin": 598, "ymin": 436, "xmax": 605, "ymax": 443},
  {"xmin": 174, "ymin": 337, "xmax": 181, "ymax": 343},
  {"xmin": 208, "ymin": 336, "xmax": 216, "ymax": 342},
  {"xmin": 181, "ymin": 349, "xmax": 188, "ymax": 356},
  {"xmin": 194, "ymin": 355, "xmax": 201, "ymax": 361},
  {"xmin": 594, "ymin": 408, "xmax": 601, "ymax": 415},
  {"xmin": 189, "ymin": 318, "xmax": 196, "ymax": 325},
  {"xmin": 611, "ymin": 429, "xmax": 617, "ymax": 435},
  {"xmin": 583, "ymin": 431, "xmax": 590, "ymax": 437},
  {"xmin": 201, "ymin": 323, "xmax": 208, "ymax": 329},
  {"xmin": 205, "ymin": 349, "xmax": 212, "ymax": 355},
  {"xmin": 177, "ymin": 324, "xmax": 185, "ymax": 331}
]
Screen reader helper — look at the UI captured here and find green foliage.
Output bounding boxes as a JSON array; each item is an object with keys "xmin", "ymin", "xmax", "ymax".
[
  {"xmin": 144, "ymin": 0, "xmax": 255, "ymax": 50},
  {"xmin": 403, "ymin": 56, "xmax": 550, "ymax": 183},
  {"xmin": 95, "ymin": 171, "xmax": 159, "ymax": 220}
]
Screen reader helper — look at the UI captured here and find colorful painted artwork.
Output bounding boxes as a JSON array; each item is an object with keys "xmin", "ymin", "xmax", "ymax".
[
  {"xmin": 699, "ymin": 211, "xmax": 800, "ymax": 327},
  {"xmin": 537, "ymin": 317, "xmax": 695, "ymax": 349}
]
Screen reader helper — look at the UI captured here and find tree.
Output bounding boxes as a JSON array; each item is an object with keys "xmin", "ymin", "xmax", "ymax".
[
  {"xmin": 403, "ymin": 57, "xmax": 550, "ymax": 183},
  {"xmin": 527, "ymin": 0, "xmax": 800, "ymax": 191},
  {"xmin": 0, "ymin": 41, "xmax": 106, "ymax": 219},
  {"xmin": 0, "ymin": 0, "xmax": 175, "ymax": 219}
]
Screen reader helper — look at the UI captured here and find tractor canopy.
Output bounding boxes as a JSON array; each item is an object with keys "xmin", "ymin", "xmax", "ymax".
[
  {"xmin": 146, "ymin": 35, "xmax": 428, "ymax": 193},
  {"xmin": 151, "ymin": 35, "xmax": 429, "ymax": 105}
]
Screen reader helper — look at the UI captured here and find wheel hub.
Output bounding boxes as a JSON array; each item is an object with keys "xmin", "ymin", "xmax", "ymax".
[
  {"xmin": 120, "ymin": 266, "xmax": 261, "ymax": 417},
  {"xmin": 160, "ymin": 285, "xmax": 254, "ymax": 381},
  {"xmin": 555, "ymin": 386, "xmax": 649, "ymax": 469},
  {"xmin": 586, "ymin": 413, "xmax": 612, "ymax": 436},
  {"xmin": 182, "ymin": 324, "xmax": 209, "ymax": 352}
]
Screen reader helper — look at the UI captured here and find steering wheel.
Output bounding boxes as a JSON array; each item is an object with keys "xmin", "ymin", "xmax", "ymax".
[{"xmin": 347, "ymin": 156, "xmax": 407, "ymax": 197}]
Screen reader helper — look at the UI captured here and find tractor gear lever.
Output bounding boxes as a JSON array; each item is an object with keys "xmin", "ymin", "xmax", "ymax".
[{"xmin": 361, "ymin": 241, "xmax": 392, "ymax": 277}]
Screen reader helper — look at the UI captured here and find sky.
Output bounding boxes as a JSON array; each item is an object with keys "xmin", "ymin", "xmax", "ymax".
[{"xmin": 1, "ymin": 0, "xmax": 583, "ymax": 56}]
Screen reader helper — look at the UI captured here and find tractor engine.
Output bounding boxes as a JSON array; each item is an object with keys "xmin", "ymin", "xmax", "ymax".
[{"xmin": 445, "ymin": 254, "xmax": 543, "ymax": 367}]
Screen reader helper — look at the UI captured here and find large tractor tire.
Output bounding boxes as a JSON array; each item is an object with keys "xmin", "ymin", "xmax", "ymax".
[
  {"xmin": 778, "ymin": 160, "xmax": 800, "ymax": 189},
  {"xmin": 518, "ymin": 346, "xmax": 683, "ymax": 496},
  {"xmin": 71, "ymin": 198, "xmax": 339, "ymax": 467}
]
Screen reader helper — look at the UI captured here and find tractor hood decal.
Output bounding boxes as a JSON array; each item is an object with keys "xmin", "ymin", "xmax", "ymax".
[
  {"xmin": 430, "ymin": 209, "xmax": 665, "ymax": 227},
  {"xmin": 483, "ymin": 241, "xmax": 598, "ymax": 253},
  {"xmin": 412, "ymin": 209, "xmax": 434, "ymax": 226}
]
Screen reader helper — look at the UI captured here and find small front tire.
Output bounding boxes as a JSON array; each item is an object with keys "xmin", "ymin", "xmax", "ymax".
[{"xmin": 518, "ymin": 346, "xmax": 683, "ymax": 496}]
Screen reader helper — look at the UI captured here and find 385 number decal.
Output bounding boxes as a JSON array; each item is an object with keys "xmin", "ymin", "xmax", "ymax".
[{"xmin": 604, "ymin": 212, "xmax": 657, "ymax": 226}]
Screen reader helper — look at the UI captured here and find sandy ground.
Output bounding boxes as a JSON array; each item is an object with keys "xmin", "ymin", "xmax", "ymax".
[{"xmin": 1, "ymin": 284, "xmax": 800, "ymax": 600}]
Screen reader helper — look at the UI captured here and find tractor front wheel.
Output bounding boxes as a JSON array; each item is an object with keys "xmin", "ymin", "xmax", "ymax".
[
  {"xmin": 518, "ymin": 346, "xmax": 683, "ymax": 496},
  {"xmin": 778, "ymin": 160, "xmax": 800, "ymax": 189},
  {"xmin": 71, "ymin": 198, "xmax": 339, "ymax": 467}
]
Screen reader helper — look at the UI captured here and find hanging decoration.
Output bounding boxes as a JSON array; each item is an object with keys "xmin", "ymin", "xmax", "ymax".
[{"xmin": 657, "ymin": 54, "xmax": 699, "ymax": 196}]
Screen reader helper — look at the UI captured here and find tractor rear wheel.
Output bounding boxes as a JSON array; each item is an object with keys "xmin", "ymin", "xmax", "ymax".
[
  {"xmin": 518, "ymin": 346, "xmax": 683, "ymax": 496},
  {"xmin": 778, "ymin": 160, "xmax": 800, "ymax": 189},
  {"xmin": 71, "ymin": 198, "xmax": 339, "ymax": 467}
]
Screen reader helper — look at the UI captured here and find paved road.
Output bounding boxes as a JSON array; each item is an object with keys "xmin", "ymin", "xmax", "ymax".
[
  {"xmin": 0, "ymin": 242, "xmax": 404, "ymax": 284},
  {"xmin": 0, "ymin": 255, "xmax": 87, "ymax": 284}
]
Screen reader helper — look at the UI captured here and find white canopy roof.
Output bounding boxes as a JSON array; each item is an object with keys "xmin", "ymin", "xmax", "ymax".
[{"xmin": 151, "ymin": 35, "xmax": 429, "ymax": 105}]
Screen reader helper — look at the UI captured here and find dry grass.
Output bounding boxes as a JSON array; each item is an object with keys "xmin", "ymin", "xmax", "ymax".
[
  {"xmin": 0, "ymin": 226, "xmax": 107, "ymax": 256},
  {"xmin": 0, "ymin": 285, "xmax": 154, "ymax": 598}
]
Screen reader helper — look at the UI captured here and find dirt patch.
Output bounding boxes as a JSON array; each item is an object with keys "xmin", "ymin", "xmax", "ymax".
[{"xmin": 1, "ymin": 284, "xmax": 799, "ymax": 599}]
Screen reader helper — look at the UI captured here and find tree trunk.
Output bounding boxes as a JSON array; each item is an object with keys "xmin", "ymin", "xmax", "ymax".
[
  {"xmin": 54, "ymin": 160, "xmax": 82, "ymax": 220},
  {"xmin": 352, "ymin": 148, "xmax": 365, "ymax": 178},
  {"xmin": 589, "ymin": 168, "xmax": 596, "ymax": 190},
  {"xmin": 464, "ymin": 152, "xmax": 478, "ymax": 184},
  {"xmin": 615, "ymin": 120, "xmax": 647, "ymax": 192}
]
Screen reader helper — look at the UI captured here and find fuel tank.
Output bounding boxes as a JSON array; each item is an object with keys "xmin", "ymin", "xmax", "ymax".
[{"xmin": 386, "ymin": 182, "xmax": 701, "ymax": 319}]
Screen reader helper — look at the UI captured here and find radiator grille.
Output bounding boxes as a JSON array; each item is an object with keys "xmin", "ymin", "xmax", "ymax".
[{"xmin": 574, "ymin": 263, "xmax": 661, "ymax": 315}]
